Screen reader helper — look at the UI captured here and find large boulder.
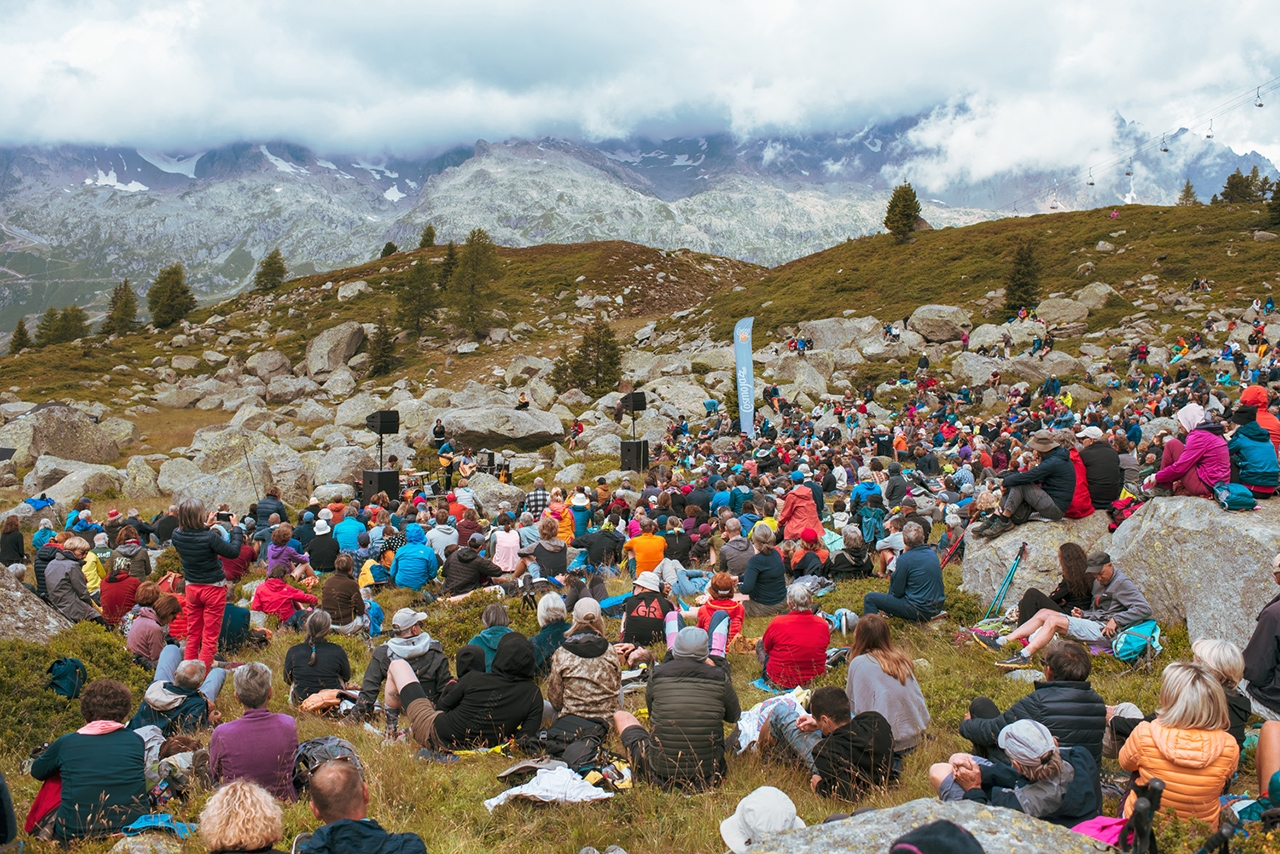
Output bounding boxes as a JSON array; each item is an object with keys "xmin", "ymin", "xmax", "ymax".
[
  {"xmin": 267, "ymin": 374, "xmax": 320, "ymax": 404},
  {"xmin": 796, "ymin": 317, "xmax": 861, "ymax": 352},
  {"xmin": 744, "ymin": 797, "xmax": 1101, "ymax": 854},
  {"xmin": 1035, "ymin": 298, "xmax": 1089, "ymax": 325},
  {"xmin": 124, "ymin": 456, "xmax": 161, "ymax": 499},
  {"xmin": 0, "ymin": 564, "xmax": 71, "ymax": 643},
  {"xmin": 23, "ymin": 455, "xmax": 114, "ymax": 493},
  {"xmin": 245, "ymin": 349, "xmax": 292, "ymax": 380},
  {"xmin": 1006, "ymin": 351, "xmax": 1083, "ymax": 385},
  {"xmin": 968, "ymin": 320, "xmax": 1040, "ymax": 353},
  {"xmin": 439, "ymin": 408, "xmax": 565, "ymax": 453},
  {"xmin": 0, "ymin": 405, "xmax": 119, "ymax": 468},
  {"xmin": 305, "ymin": 321, "xmax": 365, "ymax": 377},
  {"xmin": 335, "ymin": 393, "xmax": 385, "ymax": 429},
  {"xmin": 171, "ymin": 460, "xmax": 274, "ymax": 510},
  {"xmin": 99, "ymin": 417, "xmax": 140, "ymax": 447},
  {"xmin": 1111, "ymin": 497, "xmax": 1280, "ymax": 648},
  {"xmin": 1074, "ymin": 281, "xmax": 1121, "ymax": 311},
  {"xmin": 909, "ymin": 304, "xmax": 972, "ymax": 342},
  {"xmin": 312, "ymin": 446, "xmax": 376, "ymax": 486},
  {"xmin": 0, "ymin": 498, "xmax": 64, "ymax": 530},
  {"xmin": 949, "ymin": 352, "xmax": 1002, "ymax": 386},
  {"xmin": 961, "ymin": 513, "xmax": 1113, "ymax": 609},
  {"xmin": 466, "ymin": 472, "xmax": 526, "ymax": 515},
  {"xmin": 857, "ymin": 337, "xmax": 910, "ymax": 362},
  {"xmin": 157, "ymin": 457, "xmax": 202, "ymax": 495},
  {"xmin": 44, "ymin": 464, "xmax": 126, "ymax": 508}
]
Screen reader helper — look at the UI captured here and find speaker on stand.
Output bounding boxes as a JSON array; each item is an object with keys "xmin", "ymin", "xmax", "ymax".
[
  {"xmin": 619, "ymin": 391, "xmax": 649, "ymax": 472},
  {"xmin": 365, "ymin": 410, "xmax": 400, "ymax": 470}
]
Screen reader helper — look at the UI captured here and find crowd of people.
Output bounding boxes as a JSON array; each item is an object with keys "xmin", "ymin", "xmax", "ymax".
[{"xmin": 9, "ymin": 315, "xmax": 1280, "ymax": 851}]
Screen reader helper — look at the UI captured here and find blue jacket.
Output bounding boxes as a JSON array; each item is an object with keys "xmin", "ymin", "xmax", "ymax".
[
  {"xmin": 389, "ymin": 524, "xmax": 438, "ymax": 591},
  {"xmin": 888, "ymin": 544, "xmax": 945, "ymax": 617},
  {"xmin": 709, "ymin": 490, "xmax": 731, "ymax": 512},
  {"xmin": 851, "ymin": 480, "xmax": 881, "ymax": 509},
  {"xmin": 303, "ymin": 819, "xmax": 425, "ymax": 854},
  {"xmin": 569, "ymin": 505, "xmax": 592, "ymax": 539},
  {"xmin": 333, "ymin": 517, "xmax": 364, "ymax": 552},
  {"xmin": 1229, "ymin": 421, "xmax": 1280, "ymax": 488},
  {"xmin": 255, "ymin": 495, "xmax": 289, "ymax": 529}
]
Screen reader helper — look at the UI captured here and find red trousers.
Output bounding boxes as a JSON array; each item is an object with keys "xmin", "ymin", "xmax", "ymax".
[{"xmin": 184, "ymin": 583, "xmax": 227, "ymax": 669}]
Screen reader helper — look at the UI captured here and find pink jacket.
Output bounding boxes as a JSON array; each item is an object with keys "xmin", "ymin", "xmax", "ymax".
[{"xmin": 1156, "ymin": 427, "xmax": 1229, "ymax": 487}]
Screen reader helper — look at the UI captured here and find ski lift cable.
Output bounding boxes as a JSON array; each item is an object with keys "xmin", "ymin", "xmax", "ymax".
[{"xmin": 994, "ymin": 76, "xmax": 1280, "ymax": 212}]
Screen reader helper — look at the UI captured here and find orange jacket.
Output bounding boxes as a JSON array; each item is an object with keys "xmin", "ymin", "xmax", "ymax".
[
  {"xmin": 778, "ymin": 489, "xmax": 821, "ymax": 541},
  {"xmin": 1118, "ymin": 721, "xmax": 1238, "ymax": 829}
]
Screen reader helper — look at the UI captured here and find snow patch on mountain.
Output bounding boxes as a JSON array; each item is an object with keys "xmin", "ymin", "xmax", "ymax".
[
  {"xmin": 383, "ymin": 184, "xmax": 406, "ymax": 202},
  {"xmin": 259, "ymin": 146, "xmax": 309, "ymax": 175},
  {"xmin": 84, "ymin": 168, "xmax": 148, "ymax": 192},
  {"xmin": 352, "ymin": 161, "xmax": 398, "ymax": 180},
  {"xmin": 136, "ymin": 149, "xmax": 204, "ymax": 178}
]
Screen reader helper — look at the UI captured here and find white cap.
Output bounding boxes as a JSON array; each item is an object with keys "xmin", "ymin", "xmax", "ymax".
[
  {"xmin": 391, "ymin": 608, "xmax": 429, "ymax": 632},
  {"xmin": 634, "ymin": 571, "xmax": 661, "ymax": 592},
  {"xmin": 1075, "ymin": 425, "xmax": 1104, "ymax": 441},
  {"xmin": 720, "ymin": 786, "xmax": 805, "ymax": 854}
]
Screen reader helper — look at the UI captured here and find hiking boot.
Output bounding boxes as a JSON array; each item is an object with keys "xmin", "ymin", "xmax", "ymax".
[
  {"xmin": 996, "ymin": 653, "xmax": 1033, "ymax": 670},
  {"xmin": 977, "ymin": 515, "xmax": 1013, "ymax": 539},
  {"xmin": 974, "ymin": 633, "xmax": 1004, "ymax": 653}
]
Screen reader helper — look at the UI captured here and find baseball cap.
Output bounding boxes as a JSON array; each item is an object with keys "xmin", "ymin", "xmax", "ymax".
[
  {"xmin": 1085, "ymin": 551, "xmax": 1111, "ymax": 574},
  {"xmin": 1075, "ymin": 425, "xmax": 1104, "ymax": 440},
  {"xmin": 391, "ymin": 608, "xmax": 428, "ymax": 632},
  {"xmin": 468, "ymin": 533, "xmax": 485, "ymax": 548},
  {"xmin": 634, "ymin": 571, "xmax": 661, "ymax": 592},
  {"xmin": 998, "ymin": 719, "xmax": 1057, "ymax": 766},
  {"xmin": 720, "ymin": 786, "xmax": 805, "ymax": 854},
  {"xmin": 789, "ymin": 471, "xmax": 804, "ymax": 482}
]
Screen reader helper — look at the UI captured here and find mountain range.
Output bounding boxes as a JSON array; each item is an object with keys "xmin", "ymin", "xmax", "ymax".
[{"xmin": 0, "ymin": 111, "xmax": 1275, "ymax": 330}]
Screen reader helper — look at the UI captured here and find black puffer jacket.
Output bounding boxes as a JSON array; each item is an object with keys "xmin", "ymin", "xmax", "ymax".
[
  {"xmin": 1001, "ymin": 445, "xmax": 1076, "ymax": 512},
  {"xmin": 643, "ymin": 657, "xmax": 740, "ymax": 787},
  {"xmin": 33, "ymin": 541, "xmax": 61, "ymax": 599},
  {"xmin": 959, "ymin": 680, "xmax": 1107, "ymax": 765},
  {"xmin": 439, "ymin": 547, "xmax": 505, "ymax": 597},
  {"xmin": 171, "ymin": 526, "xmax": 244, "ymax": 586},
  {"xmin": 255, "ymin": 495, "xmax": 289, "ymax": 528}
]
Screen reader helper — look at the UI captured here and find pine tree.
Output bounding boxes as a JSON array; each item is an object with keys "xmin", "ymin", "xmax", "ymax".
[
  {"xmin": 1004, "ymin": 242, "xmax": 1041, "ymax": 315},
  {"xmin": 54, "ymin": 305, "xmax": 90, "ymax": 342},
  {"xmin": 883, "ymin": 182, "xmax": 922, "ymax": 242},
  {"xmin": 100, "ymin": 279, "xmax": 138, "ymax": 336},
  {"xmin": 34, "ymin": 308, "xmax": 59, "ymax": 348},
  {"xmin": 449, "ymin": 228, "xmax": 500, "ymax": 334},
  {"xmin": 396, "ymin": 257, "xmax": 434, "ymax": 334},
  {"xmin": 1269, "ymin": 186, "xmax": 1280, "ymax": 226},
  {"xmin": 366, "ymin": 312, "xmax": 396, "ymax": 377},
  {"xmin": 253, "ymin": 248, "xmax": 287, "ymax": 291},
  {"xmin": 148, "ymin": 263, "xmax": 196, "ymax": 328},
  {"xmin": 380, "ymin": 241, "xmax": 398, "ymax": 258},
  {"xmin": 8, "ymin": 318, "xmax": 31, "ymax": 355},
  {"xmin": 419, "ymin": 224, "xmax": 436, "ymax": 248},
  {"xmin": 1219, "ymin": 166, "xmax": 1274, "ymax": 204},
  {"xmin": 438, "ymin": 240, "xmax": 458, "ymax": 289},
  {"xmin": 1176, "ymin": 179, "xmax": 1199, "ymax": 207},
  {"xmin": 549, "ymin": 318, "xmax": 623, "ymax": 396}
]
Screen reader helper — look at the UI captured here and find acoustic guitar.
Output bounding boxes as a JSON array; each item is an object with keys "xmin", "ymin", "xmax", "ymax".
[
  {"xmin": 458, "ymin": 460, "xmax": 476, "ymax": 477},
  {"xmin": 437, "ymin": 453, "xmax": 454, "ymax": 469}
]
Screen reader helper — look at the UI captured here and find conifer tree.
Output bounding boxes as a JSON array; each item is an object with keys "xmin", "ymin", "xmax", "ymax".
[
  {"xmin": 253, "ymin": 248, "xmax": 287, "ymax": 291},
  {"xmin": 1004, "ymin": 242, "xmax": 1041, "ymax": 316},
  {"xmin": 449, "ymin": 229, "xmax": 500, "ymax": 334},
  {"xmin": 396, "ymin": 258, "xmax": 434, "ymax": 335},
  {"xmin": 148, "ymin": 263, "xmax": 196, "ymax": 328},
  {"xmin": 380, "ymin": 241, "xmax": 398, "ymax": 258},
  {"xmin": 54, "ymin": 305, "xmax": 90, "ymax": 341},
  {"xmin": 548, "ymin": 318, "xmax": 622, "ymax": 396},
  {"xmin": 1269, "ymin": 185, "xmax": 1280, "ymax": 226},
  {"xmin": 8, "ymin": 318, "xmax": 31, "ymax": 355},
  {"xmin": 100, "ymin": 279, "xmax": 138, "ymax": 336},
  {"xmin": 34, "ymin": 308, "xmax": 59, "ymax": 348},
  {"xmin": 438, "ymin": 240, "xmax": 458, "ymax": 289},
  {"xmin": 884, "ymin": 182, "xmax": 922, "ymax": 242},
  {"xmin": 366, "ymin": 312, "xmax": 396, "ymax": 377},
  {"xmin": 1176, "ymin": 179, "xmax": 1199, "ymax": 206},
  {"xmin": 419, "ymin": 224, "xmax": 436, "ymax": 248}
]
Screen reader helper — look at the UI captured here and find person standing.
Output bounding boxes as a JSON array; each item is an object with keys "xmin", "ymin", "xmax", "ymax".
[{"xmin": 171, "ymin": 500, "xmax": 244, "ymax": 669}]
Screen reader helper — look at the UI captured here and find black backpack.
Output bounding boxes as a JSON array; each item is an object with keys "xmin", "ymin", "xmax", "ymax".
[{"xmin": 292, "ymin": 736, "xmax": 362, "ymax": 792}]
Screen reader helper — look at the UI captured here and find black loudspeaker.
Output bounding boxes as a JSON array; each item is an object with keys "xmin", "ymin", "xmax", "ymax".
[
  {"xmin": 475, "ymin": 451, "xmax": 496, "ymax": 469},
  {"xmin": 365, "ymin": 410, "xmax": 400, "ymax": 435},
  {"xmin": 621, "ymin": 439, "xmax": 649, "ymax": 473},
  {"xmin": 362, "ymin": 469, "xmax": 399, "ymax": 500},
  {"xmin": 622, "ymin": 391, "xmax": 647, "ymax": 413}
]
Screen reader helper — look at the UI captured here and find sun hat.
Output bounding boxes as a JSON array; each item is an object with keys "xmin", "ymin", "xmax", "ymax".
[
  {"xmin": 1025, "ymin": 430, "xmax": 1058, "ymax": 453},
  {"xmin": 634, "ymin": 571, "xmax": 661, "ymax": 593},
  {"xmin": 571, "ymin": 493, "xmax": 590, "ymax": 507},
  {"xmin": 719, "ymin": 786, "xmax": 805, "ymax": 854},
  {"xmin": 314, "ymin": 520, "xmax": 331, "ymax": 535}
]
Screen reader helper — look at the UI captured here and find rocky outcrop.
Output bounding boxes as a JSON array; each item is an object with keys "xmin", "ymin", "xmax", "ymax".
[
  {"xmin": 245, "ymin": 349, "xmax": 293, "ymax": 380},
  {"xmin": 439, "ymin": 407, "xmax": 564, "ymax": 453},
  {"xmin": 949, "ymin": 352, "xmax": 1002, "ymax": 386},
  {"xmin": 744, "ymin": 798, "xmax": 1102, "ymax": 854},
  {"xmin": 1111, "ymin": 497, "xmax": 1280, "ymax": 649},
  {"xmin": 961, "ymin": 513, "xmax": 1113, "ymax": 610},
  {"xmin": 312, "ymin": 446, "xmax": 375, "ymax": 487},
  {"xmin": 467, "ymin": 472, "xmax": 526, "ymax": 515},
  {"xmin": 909, "ymin": 304, "xmax": 971, "ymax": 342},
  {"xmin": 1006, "ymin": 351, "xmax": 1082, "ymax": 385},
  {"xmin": 0, "ymin": 405, "xmax": 120, "ymax": 468},
  {"xmin": 171, "ymin": 459, "xmax": 274, "ymax": 510},
  {"xmin": 0, "ymin": 565, "xmax": 71, "ymax": 643},
  {"xmin": 305, "ymin": 321, "xmax": 365, "ymax": 377},
  {"xmin": 23, "ymin": 456, "xmax": 126, "ymax": 507},
  {"xmin": 1035, "ymin": 298, "xmax": 1089, "ymax": 325},
  {"xmin": 124, "ymin": 456, "xmax": 161, "ymax": 499},
  {"xmin": 267, "ymin": 374, "xmax": 320, "ymax": 404},
  {"xmin": 335, "ymin": 393, "xmax": 385, "ymax": 429},
  {"xmin": 1074, "ymin": 281, "xmax": 1120, "ymax": 310}
]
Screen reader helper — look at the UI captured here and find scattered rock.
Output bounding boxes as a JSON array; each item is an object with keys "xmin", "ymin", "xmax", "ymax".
[
  {"xmin": 245, "ymin": 350, "xmax": 292, "ymax": 380},
  {"xmin": 908, "ymin": 305, "xmax": 972, "ymax": 342},
  {"xmin": 203, "ymin": 350, "xmax": 228, "ymax": 365},
  {"xmin": 555, "ymin": 463, "xmax": 585, "ymax": 485},
  {"xmin": 171, "ymin": 355, "xmax": 200, "ymax": 371},
  {"xmin": 305, "ymin": 321, "xmax": 365, "ymax": 377},
  {"xmin": 124, "ymin": 455, "xmax": 161, "ymax": 499},
  {"xmin": 0, "ymin": 563, "xmax": 71, "ymax": 643},
  {"xmin": 267, "ymin": 374, "xmax": 320, "ymax": 404},
  {"xmin": 1096, "ymin": 241, "xmax": 1115, "ymax": 252},
  {"xmin": 1073, "ymin": 282, "xmax": 1120, "ymax": 311},
  {"xmin": 337, "ymin": 280, "xmax": 371, "ymax": 301},
  {"xmin": 312, "ymin": 446, "xmax": 376, "ymax": 486},
  {"xmin": 0, "ymin": 405, "xmax": 120, "ymax": 468},
  {"xmin": 99, "ymin": 417, "xmax": 140, "ymax": 447},
  {"xmin": 1254, "ymin": 231, "xmax": 1277, "ymax": 242},
  {"xmin": 1035, "ymin": 298, "xmax": 1089, "ymax": 325},
  {"xmin": 466, "ymin": 472, "xmax": 526, "ymax": 514}
]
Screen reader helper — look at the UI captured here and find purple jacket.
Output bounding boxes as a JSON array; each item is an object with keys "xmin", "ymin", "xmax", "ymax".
[
  {"xmin": 1155, "ymin": 426, "xmax": 1229, "ymax": 487},
  {"xmin": 267, "ymin": 542, "xmax": 307, "ymax": 575},
  {"xmin": 208, "ymin": 707, "xmax": 299, "ymax": 800}
]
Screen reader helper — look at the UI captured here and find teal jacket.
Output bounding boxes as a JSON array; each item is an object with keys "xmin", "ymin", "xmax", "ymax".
[{"xmin": 1229, "ymin": 421, "xmax": 1280, "ymax": 488}]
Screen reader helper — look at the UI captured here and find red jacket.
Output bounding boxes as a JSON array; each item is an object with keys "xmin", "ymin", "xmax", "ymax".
[
  {"xmin": 778, "ymin": 489, "xmax": 821, "ymax": 540},
  {"xmin": 1064, "ymin": 448, "xmax": 1095, "ymax": 519},
  {"xmin": 762, "ymin": 610, "xmax": 830, "ymax": 688},
  {"xmin": 251, "ymin": 577, "xmax": 317, "ymax": 622},
  {"xmin": 99, "ymin": 570, "xmax": 140, "ymax": 626},
  {"xmin": 697, "ymin": 597, "xmax": 746, "ymax": 641}
]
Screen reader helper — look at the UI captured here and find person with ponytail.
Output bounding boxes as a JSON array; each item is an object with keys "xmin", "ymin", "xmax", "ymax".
[{"xmin": 283, "ymin": 609, "xmax": 350, "ymax": 703}]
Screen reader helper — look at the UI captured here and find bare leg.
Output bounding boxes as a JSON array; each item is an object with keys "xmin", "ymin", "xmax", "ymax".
[
  {"xmin": 928, "ymin": 762, "xmax": 953, "ymax": 791},
  {"xmin": 1259, "ymin": 721, "xmax": 1280, "ymax": 799},
  {"xmin": 613, "ymin": 710, "xmax": 642, "ymax": 733},
  {"xmin": 1001, "ymin": 608, "xmax": 1060, "ymax": 644},
  {"xmin": 385, "ymin": 659, "xmax": 419, "ymax": 712},
  {"xmin": 1020, "ymin": 612, "xmax": 1070, "ymax": 657}
]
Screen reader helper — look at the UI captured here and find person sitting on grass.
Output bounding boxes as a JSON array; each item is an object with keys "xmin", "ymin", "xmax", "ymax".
[
  {"xmin": 267, "ymin": 523, "xmax": 315, "ymax": 582},
  {"xmin": 252, "ymin": 565, "xmax": 318, "ymax": 631},
  {"xmin": 386, "ymin": 632, "xmax": 543, "ymax": 755},
  {"xmin": 128, "ymin": 646, "xmax": 227, "ymax": 736},
  {"xmin": 31, "ymin": 679, "xmax": 146, "ymax": 841},
  {"xmin": 469, "ymin": 603, "xmax": 517, "ymax": 672},
  {"xmin": 739, "ymin": 524, "xmax": 787, "ymax": 617},
  {"xmin": 612, "ymin": 626, "xmax": 740, "ymax": 790},
  {"xmin": 759, "ymin": 583, "xmax": 830, "ymax": 689},
  {"xmin": 827, "ymin": 527, "xmax": 875, "ymax": 580},
  {"xmin": 757, "ymin": 685, "xmax": 893, "ymax": 800},
  {"xmin": 930, "ymin": 718, "xmax": 1100, "ymax": 829},
  {"xmin": 209, "ymin": 662, "xmax": 299, "ymax": 801},
  {"xmin": 300, "ymin": 759, "xmax": 426, "ymax": 854},
  {"xmin": 845, "ymin": 614, "xmax": 929, "ymax": 780},
  {"xmin": 862, "ymin": 522, "xmax": 944, "ymax": 622},
  {"xmin": 545, "ymin": 598, "xmax": 622, "ymax": 742},
  {"xmin": 696, "ymin": 572, "xmax": 746, "ymax": 644},
  {"xmin": 283, "ymin": 610, "xmax": 351, "ymax": 704},
  {"xmin": 960, "ymin": 640, "xmax": 1106, "ymax": 766},
  {"xmin": 388, "ymin": 523, "xmax": 438, "ymax": 592},
  {"xmin": 620, "ymin": 571, "xmax": 675, "ymax": 646},
  {"xmin": 199, "ymin": 780, "xmax": 288, "ymax": 854},
  {"xmin": 321, "ymin": 554, "xmax": 367, "ymax": 636},
  {"xmin": 988, "ymin": 551, "xmax": 1151, "ymax": 671},
  {"xmin": 1244, "ymin": 552, "xmax": 1280, "ymax": 722},
  {"xmin": 355, "ymin": 608, "xmax": 452, "ymax": 733}
]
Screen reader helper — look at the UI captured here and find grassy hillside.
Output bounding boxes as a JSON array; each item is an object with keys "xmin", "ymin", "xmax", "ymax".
[{"xmin": 700, "ymin": 203, "xmax": 1280, "ymax": 342}]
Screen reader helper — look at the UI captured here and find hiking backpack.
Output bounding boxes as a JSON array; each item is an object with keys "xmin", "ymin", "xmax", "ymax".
[
  {"xmin": 1112, "ymin": 620, "xmax": 1163, "ymax": 667},
  {"xmin": 859, "ymin": 507, "xmax": 886, "ymax": 546},
  {"xmin": 46, "ymin": 658, "xmax": 88, "ymax": 700},
  {"xmin": 292, "ymin": 736, "xmax": 363, "ymax": 791},
  {"xmin": 1213, "ymin": 482, "xmax": 1257, "ymax": 512}
]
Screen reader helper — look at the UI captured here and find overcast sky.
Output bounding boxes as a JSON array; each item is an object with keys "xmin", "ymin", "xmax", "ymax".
[{"xmin": 3, "ymin": 0, "xmax": 1278, "ymax": 177}]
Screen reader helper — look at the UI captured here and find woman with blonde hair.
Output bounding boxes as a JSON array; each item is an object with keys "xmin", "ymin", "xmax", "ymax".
[
  {"xmin": 845, "ymin": 613, "xmax": 930, "ymax": 779},
  {"xmin": 199, "ymin": 780, "xmax": 287, "ymax": 853},
  {"xmin": 1118, "ymin": 661, "xmax": 1239, "ymax": 829},
  {"xmin": 1192, "ymin": 638, "xmax": 1251, "ymax": 746}
]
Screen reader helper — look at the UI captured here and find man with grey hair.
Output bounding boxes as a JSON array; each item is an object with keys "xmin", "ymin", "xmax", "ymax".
[
  {"xmin": 862, "ymin": 522, "xmax": 945, "ymax": 622},
  {"xmin": 516, "ymin": 511, "xmax": 541, "ymax": 548},
  {"xmin": 127, "ymin": 645, "xmax": 226, "ymax": 735},
  {"xmin": 209, "ymin": 662, "xmax": 300, "ymax": 799},
  {"xmin": 717, "ymin": 518, "xmax": 751, "ymax": 577},
  {"xmin": 523, "ymin": 477, "xmax": 550, "ymax": 518},
  {"xmin": 154, "ymin": 504, "xmax": 180, "ymax": 545}
]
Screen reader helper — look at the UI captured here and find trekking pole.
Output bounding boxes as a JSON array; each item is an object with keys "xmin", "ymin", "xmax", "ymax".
[
  {"xmin": 243, "ymin": 447, "xmax": 261, "ymax": 503},
  {"xmin": 983, "ymin": 542, "xmax": 1027, "ymax": 621},
  {"xmin": 940, "ymin": 525, "xmax": 967, "ymax": 569}
]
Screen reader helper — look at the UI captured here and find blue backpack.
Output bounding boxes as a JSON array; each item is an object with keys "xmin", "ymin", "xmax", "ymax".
[
  {"xmin": 1112, "ymin": 620, "xmax": 1163, "ymax": 665},
  {"xmin": 859, "ymin": 507, "xmax": 886, "ymax": 546},
  {"xmin": 1214, "ymin": 482, "xmax": 1257, "ymax": 512}
]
